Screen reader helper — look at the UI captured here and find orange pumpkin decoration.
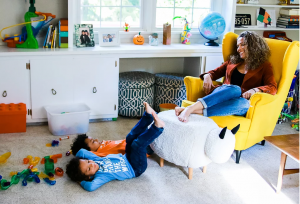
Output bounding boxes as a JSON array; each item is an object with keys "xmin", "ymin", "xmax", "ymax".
[{"xmin": 133, "ymin": 32, "xmax": 144, "ymax": 45}]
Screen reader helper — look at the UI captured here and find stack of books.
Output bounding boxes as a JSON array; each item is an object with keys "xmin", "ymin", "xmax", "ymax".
[
  {"xmin": 277, "ymin": 9, "xmax": 299, "ymax": 29},
  {"xmin": 43, "ymin": 24, "xmax": 58, "ymax": 48},
  {"xmin": 42, "ymin": 18, "xmax": 68, "ymax": 48},
  {"xmin": 59, "ymin": 19, "xmax": 68, "ymax": 48}
]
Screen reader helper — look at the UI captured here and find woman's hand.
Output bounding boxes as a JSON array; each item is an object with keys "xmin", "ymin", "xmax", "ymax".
[
  {"xmin": 242, "ymin": 89, "xmax": 256, "ymax": 99},
  {"xmin": 203, "ymin": 74, "xmax": 214, "ymax": 94}
]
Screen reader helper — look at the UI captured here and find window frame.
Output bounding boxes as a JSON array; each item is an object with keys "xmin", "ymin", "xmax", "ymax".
[
  {"xmin": 75, "ymin": 0, "xmax": 145, "ymax": 32},
  {"xmin": 151, "ymin": 0, "xmax": 214, "ymax": 32}
]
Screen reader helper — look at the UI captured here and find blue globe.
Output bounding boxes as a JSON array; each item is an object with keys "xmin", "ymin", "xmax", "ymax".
[{"xmin": 198, "ymin": 12, "xmax": 226, "ymax": 46}]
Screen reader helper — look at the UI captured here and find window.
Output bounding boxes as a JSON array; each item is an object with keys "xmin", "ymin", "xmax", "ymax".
[
  {"xmin": 80, "ymin": 0, "xmax": 141, "ymax": 28},
  {"xmin": 156, "ymin": 0, "xmax": 211, "ymax": 29}
]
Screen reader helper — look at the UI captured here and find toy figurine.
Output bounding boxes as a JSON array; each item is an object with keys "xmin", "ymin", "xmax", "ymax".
[
  {"xmin": 123, "ymin": 22, "xmax": 130, "ymax": 32},
  {"xmin": 173, "ymin": 16, "xmax": 192, "ymax": 45}
]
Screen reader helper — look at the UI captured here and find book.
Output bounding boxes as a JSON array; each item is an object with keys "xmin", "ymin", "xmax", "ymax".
[
  {"xmin": 278, "ymin": 17, "xmax": 299, "ymax": 22},
  {"xmin": 48, "ymin": 26, "xmax": 54, "ymax": 48},
  {"xmin": 277, "ymin": 24, "xmax": 299, "ymax": 28},
  {"xmin": 45, "ymin": 24, "xmax": 53, "ymax": 48},
  {"xmin": 55, "ymin": 25, "xmax": 59, "ymax": 48},
  {"xmin": 280, "ymin": 14, "xmax": 299, "ymax": 19},
  {"xmin": 279, "ymin": 9, "xmax": 299, "ymax": 16},
  {"xmin": 51, "ymin": 26, "xmax": 56, "ymax": 48},
  {"xmin": 277, "ymin": 20, "xmax": 299, "ymax": 25},
  {"xmin": 43, "ymin": 26, "xmax": 51, "ymax": 48}
]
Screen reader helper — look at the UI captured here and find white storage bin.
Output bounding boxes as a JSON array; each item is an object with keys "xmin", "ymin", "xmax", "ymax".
[{"xmin": 45, "ymin": 103, "xmax": 91, "ymax": 136}]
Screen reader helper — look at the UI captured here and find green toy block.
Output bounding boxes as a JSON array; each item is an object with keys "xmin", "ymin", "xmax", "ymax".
[
  {"xmin": 44, "ymin": 156, "xmax": 55, "ymax": 175},
  {"xmin": 112, "ymin": 118, "xmax": 117, "ymax": 121}
]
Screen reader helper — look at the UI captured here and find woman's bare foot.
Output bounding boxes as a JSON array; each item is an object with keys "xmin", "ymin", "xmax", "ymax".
[
  {"xmin": 144, "ymin": 102, "xmax": 154, "ymax": 115},
  {"xmin": 175, "ymin": 107, "xmax": 185, "ymax": 116},
  {"xmin": 177, "ymin": 101, "xmax": 204, "ymax": 122},
  {"xmin": 152, "ymin": 112, "xmax": 165, "ymax": 128},
  {"xmin": 177, "ymin": 107, "xmax": 192, "ymax": 123}
]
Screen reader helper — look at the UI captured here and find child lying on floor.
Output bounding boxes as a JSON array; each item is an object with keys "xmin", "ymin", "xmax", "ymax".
[
  {"xmin": 70, "ymin": 133, "xmax": 154, "ymax": 157},
  {"xmin": 66, "ymin": 102, "xmax": 164, "ymax": 192}
]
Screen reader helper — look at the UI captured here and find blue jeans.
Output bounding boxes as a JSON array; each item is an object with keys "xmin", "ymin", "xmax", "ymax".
[
  {"xmin": 125, "ymin": 112, "xmax": 164, "ymax": 177},
  {"xmin": 198, "ymin": 85, "xmax": 250, "ymax": 117}
]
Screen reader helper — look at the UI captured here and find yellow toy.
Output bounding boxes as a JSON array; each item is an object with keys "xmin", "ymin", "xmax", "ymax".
[{"xmin": 0, "ymin": 152, "xmax": 11, "ymax": 163}]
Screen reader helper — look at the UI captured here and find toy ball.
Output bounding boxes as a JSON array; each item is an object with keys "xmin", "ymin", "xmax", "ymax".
[
  {"xmin": 198, "ymin": 12, "xmax": 226, "ymax": 46},
  {"xmin": 133, "ymin": 32, "xmax": 144, "ymax": 45}
]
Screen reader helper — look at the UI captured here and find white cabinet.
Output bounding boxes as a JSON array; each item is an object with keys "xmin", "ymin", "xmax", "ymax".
[
  {"xmin": 30, "ymin": 57, "xmax": 74, "ymax": 119},
  {"xmin": 0, "ymin": 59, "xmax": 31, "ymax": 119},
  {"xmin": 30, "ymin": 56, "xmax": 119, "ymax": 119},
  {"xmin": 73, "ymin": 57, "xmax": 119, "ymax": 117}
]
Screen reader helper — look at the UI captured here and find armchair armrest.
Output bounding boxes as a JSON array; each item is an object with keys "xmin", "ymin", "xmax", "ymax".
[
  {"xmin": 246, "ymin": 92, "xmax": 278, "ymax": 119},
  {"xmin": 184, "ymin": 76, "xmax": 222, "ymax": 102}
]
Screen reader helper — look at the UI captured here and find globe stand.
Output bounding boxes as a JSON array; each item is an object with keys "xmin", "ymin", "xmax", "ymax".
[{"xmin": 204, "ymin": 40, "xmax": 219, "ymax": 46}]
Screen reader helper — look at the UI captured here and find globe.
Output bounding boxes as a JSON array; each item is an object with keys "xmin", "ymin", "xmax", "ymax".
[{"xmin": 198, "ymin": 12, "xmax": 226, "ymax": 46}]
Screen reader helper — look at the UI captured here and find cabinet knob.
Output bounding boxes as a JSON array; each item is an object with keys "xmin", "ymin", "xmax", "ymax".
[
  {"xmin": 93, "ymin": 87, "xmax": 97, "ymax": 93},
  {"xmin": 2, "ymin": 91, "xmax": 7, "ymax": 97},
  {"xmin": 51, "ymin": 89, "xmax": 57, "ymax": 95}
]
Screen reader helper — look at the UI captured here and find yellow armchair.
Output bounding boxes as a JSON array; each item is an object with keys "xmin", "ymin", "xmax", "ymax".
[{"xmin": 182, "ymin": 32, "xmax": 299, "ymax": 163}]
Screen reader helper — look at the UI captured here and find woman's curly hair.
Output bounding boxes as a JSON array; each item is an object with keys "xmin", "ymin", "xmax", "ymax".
[{"xmin": 229, "ymin": 31, "xmax": 271, "ymax": 70}]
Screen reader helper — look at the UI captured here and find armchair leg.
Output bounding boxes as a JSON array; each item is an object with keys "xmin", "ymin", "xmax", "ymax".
[
  {"xmin": 236, "ymin": 150, "xmax": 242, "ymax": 164},
  {"xmin": 188, "ymin": 168, "xmax": 193, "ymax": 180},
  {"xmin": 260, "ymin": 140, "xmax": 265, "ymax": 146}
]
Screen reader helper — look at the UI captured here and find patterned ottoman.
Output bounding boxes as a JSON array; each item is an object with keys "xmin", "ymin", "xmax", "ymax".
[
  {"xmin": 154, "ymin": 73, "xmax": 187, "ymax": 112},
  {"xmin": 119, "ymin": 71, "xmax": 155, "ymax": 117}
]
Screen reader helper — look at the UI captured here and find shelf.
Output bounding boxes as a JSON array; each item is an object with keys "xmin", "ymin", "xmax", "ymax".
[
  {"xmin": 236, "ymin": 4, "xmax": 299, "ymax": 8},
  {"xmin": 235, "ymin": 26, "xmax": 299, "ymax": 31}
]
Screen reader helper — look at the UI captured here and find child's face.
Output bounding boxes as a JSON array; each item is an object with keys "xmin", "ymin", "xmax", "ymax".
[
  {"xmin": 79, "ymin": 159, "xmax": 99, "ymax": 178},
  {"xmin": 84, "ymin": 137, "xmax": 101, "ymax": 151}
]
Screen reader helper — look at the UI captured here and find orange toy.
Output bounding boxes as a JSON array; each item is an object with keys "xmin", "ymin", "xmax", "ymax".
[
  {"xmin": 0, "ymin": 103, "xmax": 26, "ymax": 134},
  {"xmin": 133, "ymin": 32, "xmax": 144, "ymax": 45}
]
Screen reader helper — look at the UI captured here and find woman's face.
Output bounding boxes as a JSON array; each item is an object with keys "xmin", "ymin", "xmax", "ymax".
[{"xmin": 237, "ymin": 37, "xmax": 248, "ymax": 59}]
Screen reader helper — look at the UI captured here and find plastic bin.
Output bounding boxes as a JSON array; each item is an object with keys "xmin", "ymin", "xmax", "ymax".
[{"xmin": 45, "ymin": 103, "xmax": 91, "ymax": 136}]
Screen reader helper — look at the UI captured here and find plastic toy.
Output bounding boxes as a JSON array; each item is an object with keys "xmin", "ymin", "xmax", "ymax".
[
  {"xmin": 173, "ymin": 16, "xmax": 192, "ymax": 45},
  {"xmin": 55, "ymin": 167, "xmax": 64, "ymax": 176},
  {"xmin": 44, "ymin": 156, "xmax": 55, "ymax": 174},
  {"xmin": 23, "ymin": 158, "xmax": 29, "ymax": 164},
  {"xmin": 59, "ymin": 136, "xmax": 70, "ymax": 140},
  {"xmin": 46, "ymin": 143, "xmax": 52, "ymax": 147},
  {"xmin": 10, "ymin": 171, "xmax": 18, "ymax": 176},
  {"xmin": 123, "ymin": 22, "xmax": 130, "ymax": 32},
  {"xmin": 66, "ymin": 150, "xmax": 72, "ymax": 156},
  {"xmin": 24, "ymin": 155, "xmax": 40, "ymax": 167},
  {"xmin": 0, "ymin": 152, "xmax": 11, "ymax": 164},
  {"xmin": 22, "ymin": 171, "xmax": 40, "ymax": 186},
  {"xmin": 51, "ymin": 140, "xmax": 59, "ymax": 147},
  {"xmin": 133, "ymin": 32, "xmax": 144, "ymax": 45},
  {"xmin": 0, "ymin": 0, "xmax": 56, "ymax": 48},
  {"xmin": 0, "ymin": 173, "xmax": 20, "ymax": 190}
]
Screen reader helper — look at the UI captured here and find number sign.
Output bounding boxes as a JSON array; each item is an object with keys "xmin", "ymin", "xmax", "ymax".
[{"xmin": 235, "ymin": 14, "xmax": 251, "ymax": 27}]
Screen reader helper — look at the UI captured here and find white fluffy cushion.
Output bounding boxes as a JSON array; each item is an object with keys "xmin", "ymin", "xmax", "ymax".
[
  {"xmin": 150, "ymin": 110, "xmax": 219, "ymax": 168},
  {"xmin": 204, "ymin": 128, "xmax": 236, "ymax": 163}
]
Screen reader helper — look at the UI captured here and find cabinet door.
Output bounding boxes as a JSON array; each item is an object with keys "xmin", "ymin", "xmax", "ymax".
[
  {"xmin": 30, "ymin": 58, "xmax": 74, "ymax": 119},
  {"xmin": 73, "ymin": 57, "xmax": 119, "ymax": 117},
  {"xmin": 0, "ymin": 58, "xmax": 31, "ymax": 119}
]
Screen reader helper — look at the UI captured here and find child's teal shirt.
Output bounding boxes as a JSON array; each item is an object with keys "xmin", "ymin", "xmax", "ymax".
[{"xmin": 76, "ymin": 149, "xmax": 135, "ymax": 192}]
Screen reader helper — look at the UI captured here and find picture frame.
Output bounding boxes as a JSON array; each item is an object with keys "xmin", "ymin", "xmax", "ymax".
[
  {"xmin": 75, "ymin": 24, "xmax": 95, "ymax": 47},
  {"xmin": 257, "ymin": 9, "xmax": 276, "ymax": 28},
  {"xmin": 99, "ymin": 30, "xmax": 120, "ymax": 47}
]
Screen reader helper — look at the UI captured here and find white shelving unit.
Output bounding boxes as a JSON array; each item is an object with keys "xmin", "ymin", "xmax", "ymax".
[{"xmin": 232, "ymin": 0, "xmax": 299, "ymax": 41}]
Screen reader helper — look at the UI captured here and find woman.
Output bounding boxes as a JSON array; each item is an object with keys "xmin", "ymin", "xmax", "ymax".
[{"xmin": 176, "ymin": 31, "xmax": 277, "ymax": 122}]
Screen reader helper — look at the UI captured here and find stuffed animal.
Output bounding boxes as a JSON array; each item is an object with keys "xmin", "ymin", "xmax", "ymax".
[{"xmin": 150, "ymin": 110, "xmax": 240, "ymax": 169}]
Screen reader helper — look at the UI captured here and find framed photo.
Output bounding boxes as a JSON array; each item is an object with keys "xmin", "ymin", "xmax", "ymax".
[
  {"xmin": 99, "ymin": 31, "xmax": 120, "ymax": 47},
  {"xmin": 75, "ymin": 24, "xmax": 95, "ymax": 47}
]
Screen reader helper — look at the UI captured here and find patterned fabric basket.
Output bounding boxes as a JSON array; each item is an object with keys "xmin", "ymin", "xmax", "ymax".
[
  {"xmin": 154, "ymin": 73, "xmax": 187, "ymax": 112},
  {"xmin": 119, "ymin": 71, "xmax": 155, "ymax": 117}
]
